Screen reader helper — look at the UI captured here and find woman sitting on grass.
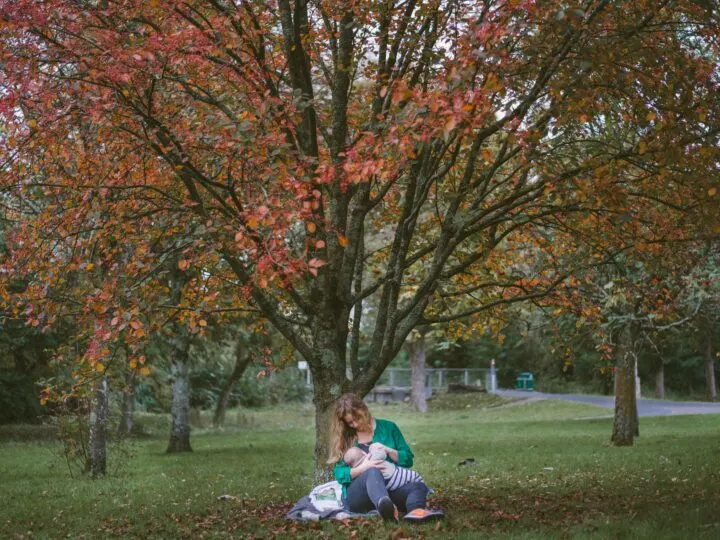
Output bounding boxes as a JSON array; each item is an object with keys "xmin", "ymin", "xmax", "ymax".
[{"xmin": 328, "ymin": 394, "xmax": 441, "ymax": 523}]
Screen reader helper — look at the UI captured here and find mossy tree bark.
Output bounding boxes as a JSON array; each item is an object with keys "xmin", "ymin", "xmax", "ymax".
[
  {"xmin": 167, "ymin": 334, "xmax": 193, "ymax": 453},
  {"xmin": 408, "ymin": 332, "xmax": 428, "ymax": 413},
  {"xmin": 612, "ymin": 324, "xmax": 639, "ymax": 446},
  {"xmin": 166, "ymin": 258, "xmax": 193, "ymax": 453},
  {"xmin": 88, "ymin": 375, "xmax": 109, "ymax": 478},
  {"xmin": 309, "ymin": 310, "xmax": 348, "ymax": 483},
  {"xmin": 312, "ymin": 388, "xmax": 336, "ymax": 485},
  {"xmin": 704, "ymin": 320, "xmax": 717, "ymax": 402}
]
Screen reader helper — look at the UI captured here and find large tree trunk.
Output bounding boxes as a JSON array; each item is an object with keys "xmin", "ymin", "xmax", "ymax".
[
  {"xmin": 612, "ymin": 325, "xmax": 638, "ymax": 446},
  {"xmin": 118, "ymin": 370, "xmax": 136, "ymax": 435},
  {"xmin": 705, "ymin": 325, "xmax": 717, "ymax": 402},
  {"xmin": 313, "ymin": 389, "xmax": 336, "ymax": 485},
  {"xmin": 213, "ymin": 340, "xmax": 252, "ymax": 427},
  {"xmin": 88, "ymin": 375, "xmax": 109, "ymax": 478},
  {"xmin": 309, "ymin": 314, "xmax": 348, "ymax": 483},
  {"xmin": 654, "ymin": 359, "xmax": 665, "ymax": 400},
  {"xmin": 408, "ymin": 333, "xmax": 427, "ymax": 413},
  {"xmin": 167, "ymin": 336, "xmax": 192, "ymax": 453}
]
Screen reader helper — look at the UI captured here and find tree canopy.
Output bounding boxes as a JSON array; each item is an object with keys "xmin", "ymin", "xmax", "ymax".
[{"xmin": 1, "ymin": 0, "xmax": 718, "ymax": 471}]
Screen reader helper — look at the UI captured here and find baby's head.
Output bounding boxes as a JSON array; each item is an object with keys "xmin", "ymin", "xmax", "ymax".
[{"xmin": 343, "ymin": 447, "xmax": 367, "ymax": 467}]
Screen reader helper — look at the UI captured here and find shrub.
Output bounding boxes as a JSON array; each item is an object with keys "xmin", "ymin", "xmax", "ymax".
[
  {"xmin": 0, "ymin": 371, "xmax": 45, "ymax": 424},
  {"xmin": 231, "ymin": 367, "xmax": 310, "ymax": 408},
  {"xmin": 188, "ymin": 364, "xmax": 310, "ymax": 409},
  {"xmin": 45, "ymin": 398, "xmax": 137, "ymax": 478}
]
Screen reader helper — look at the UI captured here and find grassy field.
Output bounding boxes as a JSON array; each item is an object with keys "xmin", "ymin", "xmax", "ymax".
[{"xmin": 1, "ymin": 393, "xmax": 719, "ymax": 539}]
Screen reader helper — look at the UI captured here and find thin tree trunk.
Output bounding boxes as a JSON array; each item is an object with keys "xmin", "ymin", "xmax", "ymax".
[
  {"xmin": 632, "ymin": 378, "xmax": 640, "ymax": 438},
  {"xmin": 167, "ymin": 336, "xmax": 192, "ymax": 453},
  {"xmin": 654, "ymin": 359, "xmax": 665, "ymax": 400},
  {"xmin": 88, "ymin": 375, "xmax": 109, "ymax": 478},
  {"xmin": 348, "ymin": 228, "xmax": 364, "ymax": 380},
  {"xmin": 118, "ymin": 370, "xmax": 136, "ymax": 435},
  {"xmin": 213, "ymin": 340, "xmax": 252, "ymax": 427},
  {"xmin": 705, "ymin": 325, "xmax": 717, "ymax": 402},
  {"xmin": 633, "ymin": 358, "xmax": 641, "ymax": 436},
  {"xmin": 612, "ymin": 325, "xmax": 638, "ymax": 446},
  {"xmin": 408, "ymin": 333, "xmax": 427, "ymax": 413}
]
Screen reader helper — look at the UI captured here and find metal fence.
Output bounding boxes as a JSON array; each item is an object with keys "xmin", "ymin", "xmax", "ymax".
[
  {"xmin": 376, "ymin": 368, "xmax": 492, "ymax": 390},
  {"xmin": 297, "ymin": 364, "xmax": 499, "ymax": 396}
]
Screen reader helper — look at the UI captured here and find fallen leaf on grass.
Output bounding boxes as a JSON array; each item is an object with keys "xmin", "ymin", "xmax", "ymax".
[
  {"xmin": 491, "ymin": 510, "xmax": 522, "ymax": 521},
  {"xmin": 391, "ymin": 527, "xmax": 413, "ymax": 540}
]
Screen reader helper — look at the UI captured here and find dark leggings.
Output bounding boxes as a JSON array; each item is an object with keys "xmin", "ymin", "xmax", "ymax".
[{"xmin": 345, "ymin": 468, "xmax": 429, "ymax": 514}]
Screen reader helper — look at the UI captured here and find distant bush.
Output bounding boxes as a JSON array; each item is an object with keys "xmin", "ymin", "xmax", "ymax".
[
  {"xmin": 133, "ymin": 381, "xmax": 168, "ymax": 413},
  {"xmin": 0, "ymin": 423, "xmax": 56, "ymax": 442},
  {"xmin": 189, "ymin": 366, "xmax": 226, "ymax": 409},
  {"xmin": 0, "ymin": 372, "xmax": 45, "ymax": 424},
  {"xmin": 189, "ymin": 365, "xmax": 310, "ymax": 409},
  {"xmin": 232, "ymin": 367, "xmax": 310, "ymax": 408},
  {"xmin": 535, "ymin": 376, "xmax": 607, "ymax": 395}
]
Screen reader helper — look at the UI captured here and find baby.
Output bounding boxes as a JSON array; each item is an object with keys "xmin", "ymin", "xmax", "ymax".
[{"xmin": 344, "ymin": 443, "xmax": 425, "ymax": 491}]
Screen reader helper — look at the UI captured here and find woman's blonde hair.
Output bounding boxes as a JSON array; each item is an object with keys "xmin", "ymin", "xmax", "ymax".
[{"xmin": 327, "ymin": 394, "xmax": 373, "ymax": 465}]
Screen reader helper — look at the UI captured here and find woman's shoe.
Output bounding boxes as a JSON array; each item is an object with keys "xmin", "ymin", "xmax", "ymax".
[
  {"xmin": 377, "ymin": 496, "xmax": 398, "ymax": 522},
  {"xmin": 403, "ymin": 508, "xmax": 445, "ymax": 523}
]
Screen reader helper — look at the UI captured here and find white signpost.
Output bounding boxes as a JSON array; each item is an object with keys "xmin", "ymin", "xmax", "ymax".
[{"xmin": 297, "ymin": 360, "xmax": 311, "ymax": 386}]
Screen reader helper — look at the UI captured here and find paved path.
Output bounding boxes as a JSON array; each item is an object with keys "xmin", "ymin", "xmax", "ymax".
[{"xmin": 494, "ymin": 389, "xmax": 720, "ymax": 417}]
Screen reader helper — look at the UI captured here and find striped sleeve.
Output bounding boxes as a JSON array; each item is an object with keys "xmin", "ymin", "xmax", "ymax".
[{"xmin": 386, "ymin": 467, "xmax": 424, "ymax": 490}]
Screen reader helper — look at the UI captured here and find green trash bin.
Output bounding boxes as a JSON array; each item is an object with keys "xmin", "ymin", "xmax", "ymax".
[{"xmin": 515, "ymin": 372, "xmax": 535, "ymax": 391}]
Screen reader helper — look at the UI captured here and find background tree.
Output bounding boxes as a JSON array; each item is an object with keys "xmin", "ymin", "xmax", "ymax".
[
  {"xmin": 682, "ymin": 243, "xmax": 720, "ymax": 401},
  {"xmin": 406, "ymin": 328, "xmax": 428, "ymax": 412}
]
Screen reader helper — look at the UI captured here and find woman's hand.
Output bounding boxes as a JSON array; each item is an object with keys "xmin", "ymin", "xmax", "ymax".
[
  {"xmin": 350, "ymin": 458, "xmax": 385, "ymax": 479},
  {"xmin": 363, "ymin": 458, "xmax": 386, "ymax": 471},
  {"xmin": 374, "ymin": 460, "xmax": 394, "ymax": 476}
]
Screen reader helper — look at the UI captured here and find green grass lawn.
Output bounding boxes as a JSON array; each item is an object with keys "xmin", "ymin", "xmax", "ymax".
[{"xmin": 1, "ymin": 394, "xmax": 719, "ymax": 539}]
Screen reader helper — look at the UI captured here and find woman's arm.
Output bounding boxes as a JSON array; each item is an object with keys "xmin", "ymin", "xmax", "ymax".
[
  {"xmin": 350, "ymin": 463, "xmax": 366, "ymax": 480},
  {"xmin": 371, "ymin": 424, "xmax": 413, "ymax": 466},
  {"xmin": 390, "ymin": 422, "xmax": 414, "ymax": 467},
  {"xmin": 334, "ymin": 461, "xmax": 352, "ymax": 486},
  {"xmin": 350, "ymin": 458, "xmax": 384, "ymax": 479},
  {"xmin": 336, "ymin": 455, "xmax": 385, "ymax": 482}
]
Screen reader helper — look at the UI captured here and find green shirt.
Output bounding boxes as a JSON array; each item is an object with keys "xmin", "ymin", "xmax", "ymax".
[{"xmin": 333, "ymin": 418, "xmax": 414, "ymax": 496}]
